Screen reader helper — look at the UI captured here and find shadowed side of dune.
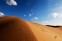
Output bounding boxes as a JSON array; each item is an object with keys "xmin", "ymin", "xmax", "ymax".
[{"xmin": 0, "ymin": 16, "xmax": 37, "ymax": 41}]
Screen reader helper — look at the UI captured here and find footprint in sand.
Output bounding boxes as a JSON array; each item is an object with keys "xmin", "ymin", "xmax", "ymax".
[{"xmin": 55, "ymin": 35, "xmax": 57, "ymax": 39}]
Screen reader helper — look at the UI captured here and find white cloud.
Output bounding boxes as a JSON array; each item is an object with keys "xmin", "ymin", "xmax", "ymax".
[
  {"xmin": 6, "ymin": 0, "xmax": 17, "ymax": 5},
  {"xmin": 0, "ymin": 12, "xmax": 4, "ymax": 17},
  {"xmin": 52, "ymin": 13, "xmax": 62, "ymax": 18},
  {"xmin": 24, "ymin": 15, "xmax": 26, "ymax": 17},
  {"xmin": 41, "ymin": 12, "xmax": 62, "ymax": 26},
  {"xmin": 34, "ymin": 17, "xmax": 38, "ymax": 20},
  {"xmin": 43, "ymin": 0, "xmax": 62, "ymax": 26},
  {"xmin": 29, "ymin": 14, "xmax": 32, "ymax": 17},
  {"xmin": 31, "ymin": 17, "xmax": 38, "ymax": 22}
]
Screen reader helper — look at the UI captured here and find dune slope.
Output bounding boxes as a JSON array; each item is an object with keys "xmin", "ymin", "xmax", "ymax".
[
  {"xmin": 0, "ymin": 16, "xmax": 37, "ymax": 41},
  {"xmin": 26, "ymin": 22, "xmax": 62, "ymax": 41},
  {"xmin": 0, "ymin": 16, "xmax": 62, "ymax": 41}
]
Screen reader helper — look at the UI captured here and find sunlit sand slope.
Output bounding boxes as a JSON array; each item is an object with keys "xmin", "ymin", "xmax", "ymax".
[{"xmin": 27, "ymin": 22, "xmax": 62, "ymax": 41}]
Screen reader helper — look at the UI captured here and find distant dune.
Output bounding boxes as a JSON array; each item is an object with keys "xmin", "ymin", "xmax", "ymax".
[
  {"xmin": 46, "ymin": 25, "xmax": 62, "ymax": 28},
  {"xmin": 0, "ymin": 16, "xmax": 62, "ymax": 41}
]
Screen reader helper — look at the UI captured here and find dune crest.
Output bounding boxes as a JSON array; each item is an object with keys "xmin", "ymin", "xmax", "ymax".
[
  {"xmin": 0, "ymin": 16, "xmax": 62, "ymax": 41},
  {"xmin": 0, "ymin": 16, "xmax": 37, "ymax": 41}
]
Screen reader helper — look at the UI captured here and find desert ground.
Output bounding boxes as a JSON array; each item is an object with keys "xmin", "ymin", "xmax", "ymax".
[{"xmin": 0, "ymin": 16, "xmax": 62, "ymax": 41}]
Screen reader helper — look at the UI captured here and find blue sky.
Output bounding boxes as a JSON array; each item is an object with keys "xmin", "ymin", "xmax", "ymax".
[{"xmin": 0, "ymin": 0, "xmax": 62, "ymax": 25}]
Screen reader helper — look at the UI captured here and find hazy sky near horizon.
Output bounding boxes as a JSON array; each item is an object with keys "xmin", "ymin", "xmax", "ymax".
[{"xmin": 0, "ymin": 0, "xmax": 62, "ymax": 25}]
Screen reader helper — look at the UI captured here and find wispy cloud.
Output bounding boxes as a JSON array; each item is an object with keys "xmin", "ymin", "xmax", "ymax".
[
  {"xmin": 29, "ymin": 14, "xmax": 32, "ymax": 17},
  {"xmin": 6, "ymin": 0, "xmax": 17, "ymax": 6},
  {"xmin": 41, "ymin": 12, "xmax": 62, "ymax": 26},
  {"xmin": 31, "ymin": 17, "xmax": 39, "ymax": 22},
  {"xmin": 41, "ymin": 19, "xmax": 62, "ymax": 26},
  {"xmin": 34, "ymin": 17, "xmax": 38, "ymax": 20},
  {"xmin": 24, "ymin": 15, "xmax": 26, "ymax": 17},
  {"xmin": 51, "ymin": 13, "xmax": 62, "ymax": 18}
]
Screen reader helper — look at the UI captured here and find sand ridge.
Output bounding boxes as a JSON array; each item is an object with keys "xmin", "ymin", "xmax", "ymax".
[
  {"xmin": 0, "ymin": 16, "xmax": 62, "ymax": 41},
  {"xmin": 0, "ymin": 16, "xmax": 37, "ymax": 41}
]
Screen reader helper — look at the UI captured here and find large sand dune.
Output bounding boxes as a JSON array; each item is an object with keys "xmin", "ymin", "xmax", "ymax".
[{"xmin": 0, "ymin": 16, "xmax": 62, "ymax": 41}]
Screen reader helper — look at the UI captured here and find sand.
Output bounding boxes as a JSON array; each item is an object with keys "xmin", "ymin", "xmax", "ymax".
[
  {"xmin": 0, "ymin": 16, "xmax": 37, "ymax": 41},
  {"xmin": 0, "ymin": 16, "xmax": 62, "ymax": 41}
]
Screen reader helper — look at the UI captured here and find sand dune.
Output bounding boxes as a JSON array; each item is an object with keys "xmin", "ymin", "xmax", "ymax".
[
  {"xmin": 0, "ymin": 16, "xmax": 62, "ymax": 41},
  {"xmin": 27, "ymin": 22, "xmax": 62, "ymax": 41},
  {"xmin": 0, "ymin": 16, "xmax": 37, "ymax": 41}
]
